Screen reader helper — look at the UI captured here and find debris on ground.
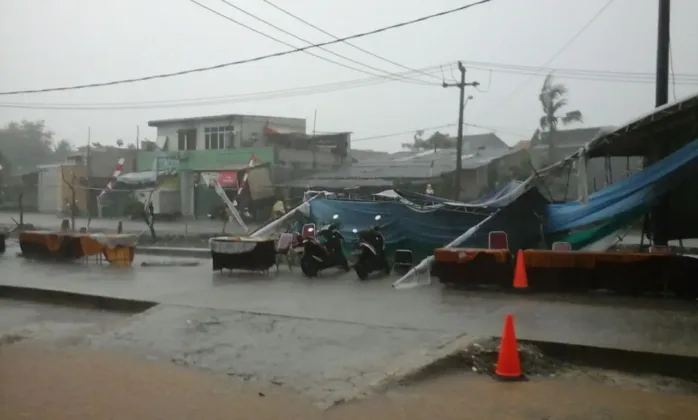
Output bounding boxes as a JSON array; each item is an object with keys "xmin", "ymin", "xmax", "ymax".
[
  {"xmin": 140, "ymin": 260, "xmax": 202, "ymax": 267},
  {"xmin": 394, "ymin": 338, "xmax": 566, "ymax": 388},
  {"xmin": 458, "ymin": 337, "xmax": 565, "ymax": 377}
]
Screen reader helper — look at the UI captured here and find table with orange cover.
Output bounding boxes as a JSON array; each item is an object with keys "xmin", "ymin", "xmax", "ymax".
[
  {"xmin": 521, "ymin": 249, "xmax": 698, "ymax": 296},
  {"xmin": 19, "ymin": 231, "xmax": 137, "ymax": 266},
  {"xmin": 432, "ymin": 248, "xmax": 512, "ymax": 288}
]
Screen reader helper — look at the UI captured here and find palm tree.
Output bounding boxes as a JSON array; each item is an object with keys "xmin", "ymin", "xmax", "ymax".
[{"xmin": 538, "ymin": 73, "xmax": 583, "ymax": 162}]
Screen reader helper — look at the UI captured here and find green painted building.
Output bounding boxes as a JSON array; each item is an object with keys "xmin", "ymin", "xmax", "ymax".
[
  {"xmin": 136, "ymin": 148, "xmax": 275, "ymax": 218},
  {"xmin": 136, "ymin": 148, "xmax": 274, "ymax": 172}
]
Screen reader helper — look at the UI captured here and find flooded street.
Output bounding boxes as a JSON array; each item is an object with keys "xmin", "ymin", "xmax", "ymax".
[{"xmin": 2, "ymin": 245, "xmax": 698, "ymax": 413}]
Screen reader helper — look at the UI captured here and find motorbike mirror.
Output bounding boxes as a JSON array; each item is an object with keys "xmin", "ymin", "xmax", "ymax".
[
  {"xmin": 374, "ymin": 215, "xmax": 382, "ymax": 221},
  {"xmin": 332, "ymin": 214, "xmax": 339, "ymax": 220},
  {"xmin": 352, "ymin": 228, "xmax": 358, "ymax": 233}
]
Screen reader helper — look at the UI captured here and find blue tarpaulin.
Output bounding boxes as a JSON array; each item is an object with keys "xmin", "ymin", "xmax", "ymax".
[
  {"xmin": 308, "ymin": 199, "xmax": 486, "ymax": 258},
  {"xmin": 307, "ymin": 184, "xmax": 549, "ymax": 258},
  {"xmin": 546, "ymin": 139, "xmax": 698, "ymax": 233}
]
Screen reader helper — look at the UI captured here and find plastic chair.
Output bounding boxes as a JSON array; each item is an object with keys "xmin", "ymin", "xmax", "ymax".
[
  {"xmin": 488, "ymin": 231, "xmax": 509, "ymax": 250},
  {"xmin": 552, "ymin": 241, "xmax": 572, "ymax": 251},
  {"xmin": 392, "ymin": 249, "xmax": 414, "ymax": 275},
  {"xmin": 301, "ymin": 223, "xmax": 316, "ymax": 238},
  {"xmin": 275, "ymin": 232, "xmax": 295, "ymax": 271}
]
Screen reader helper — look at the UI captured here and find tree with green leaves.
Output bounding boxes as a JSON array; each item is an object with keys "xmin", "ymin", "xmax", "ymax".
[
  {"xmin": 538, "ymin": 74, "xmax": 583, "ymax": 163},
  {"xmin": 0, "ymin": 120, "xmax": 56, "ymax": 175},
  {"xmin": 402, "ymin": 130, "xmax": 456, "ymax": 150},
  {"xmin": 53, "ymin": 139, "xmax": 75, "ymax": 159}
]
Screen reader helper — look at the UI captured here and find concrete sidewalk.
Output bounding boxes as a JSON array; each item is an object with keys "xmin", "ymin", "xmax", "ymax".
[{"xmin": 3, "ymin": 344, "xmax": 697, "ymax": 420}]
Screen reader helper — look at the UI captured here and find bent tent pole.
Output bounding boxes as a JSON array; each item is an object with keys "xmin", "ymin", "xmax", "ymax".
[
  {"xmin": 392, "ymin": 210, "xmax": 499, "ymax": 289},
  {"xmin": 250, "ymin": 193, "xmax": 321, "ymax": 238}
]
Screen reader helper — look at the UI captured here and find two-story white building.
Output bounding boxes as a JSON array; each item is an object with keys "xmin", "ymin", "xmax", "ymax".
[
  {"xmin": 148, "ymin": 113, "xmax": 306, "ymax": 151},
  {"xmin": 147, "ymin": 113, "xmax": 351, "ymax": 178},
  {"xmin": 144, "ymin": 113, "xmax": 351, "ymax": 218}
]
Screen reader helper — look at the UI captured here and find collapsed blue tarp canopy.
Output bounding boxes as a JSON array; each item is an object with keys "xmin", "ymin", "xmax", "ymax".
[
  {"xmin": 307, "ymin": 185, "xmax": 548, "ymax": 258},
  {"xmin": 470, "ymin": 180, "xmax": 525, "ymax": 205},
  {"xmin": 546, "ymin": 138, "xmax": 698, "ymax": 232},
  {"xmin": 308, "ymin": 199, "xmax": 485, "ymax": 258},
  {"xmin": 394, "ymin": 180, "xmax": 528, "ymax": 209}
]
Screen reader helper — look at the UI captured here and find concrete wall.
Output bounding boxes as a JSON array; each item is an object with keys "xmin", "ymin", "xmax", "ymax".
[
  {"xmin": 459, "ymin": 166, "xmax": 489, "ymax": 201},
  {"xmin": 275, "ymin": 147, "xmax": 344, "ymax": 170},
  {"xmin": 239, "ymin": 115, "xmax": 306, "ymax": 147},
  {"xmin": 37, "ymin": 164, "xmax": 87, "ymax": 214},
  {"xmin": 60, "ymin": 165, "xmax": 87, "ymax": 214},
  {"xmin": 90, "ymin": 149, "xmax": 137, "ymax": 178},
  {"xmin": 180, "ymin": 171, "xmax": 195, "ymax": 217},
  {"xmin": 37, "ymin": 167, "xmax": 59, "ymax": 213}
]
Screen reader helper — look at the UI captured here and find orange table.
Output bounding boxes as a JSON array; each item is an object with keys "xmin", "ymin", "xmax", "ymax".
[
  {"xmin": 432, "ymin": 248, "xmax": 513, "ymax": 288},
  {"xmin": 19, "ymin": 231, "xmax": 136, "ymax": 266},
  {"xmin": 520, "ymin": 249, "xmax": 698, "ymax": 296}
]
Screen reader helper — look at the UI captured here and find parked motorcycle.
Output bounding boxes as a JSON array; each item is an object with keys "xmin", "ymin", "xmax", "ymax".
[
  {"xmin": 300, "ymin": 214, "xmax": 351, "ymax": 277},
  {"xmin": 351, "ymin": 215, "xmax": 391, "ymax": 280}
]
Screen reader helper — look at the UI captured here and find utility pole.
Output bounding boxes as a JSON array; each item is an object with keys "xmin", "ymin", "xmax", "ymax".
[
  {"xmin": 652, "ymin": 0, "xmax": 671, "ymax": 246},
  {"xmin": 136, "ymin": 125, "xmax": 140, "ymax": 150},
  {"xmin": 443, "ymin": 61, "xmax": 479, "ymax": 200},
  {"xmin": 86, "ymin": 127, "xmax": 93, "ymax": 217}
]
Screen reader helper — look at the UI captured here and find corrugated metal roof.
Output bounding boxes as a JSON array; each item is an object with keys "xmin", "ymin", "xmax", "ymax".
[
  {"xmin": 529, "ymin": 126, "xmax": 616, "ymax": 149},
  {"xmin": 288, "ymin": 148, "xmax": 516, "ymax": 185},
  {"xmin": 281, "ymin": 178, "xmax": 393, "ymax": 188}
]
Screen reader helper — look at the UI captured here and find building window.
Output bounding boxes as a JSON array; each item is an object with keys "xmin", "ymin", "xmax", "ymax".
[
  {"xmin": 205, "ymin": 126, "xmax": 233, "ymax": 150},
  {"xmin": 178, "ymin": 130, "xmax": 196, "ymax": 151}
]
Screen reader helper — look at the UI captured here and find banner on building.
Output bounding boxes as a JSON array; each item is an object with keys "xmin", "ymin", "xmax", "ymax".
[
  {"xmin": 153, "ymin": 155, "xmax": 179, "ymax": 174},
  {"xmin": 200, "ymin": 171, "xmax": 238, "ymax": 188}
]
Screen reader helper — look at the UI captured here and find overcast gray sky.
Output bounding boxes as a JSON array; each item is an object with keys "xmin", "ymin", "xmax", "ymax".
[{"xmin": 1, "ymin": 0, "xmax": 697, "ymax": 152}]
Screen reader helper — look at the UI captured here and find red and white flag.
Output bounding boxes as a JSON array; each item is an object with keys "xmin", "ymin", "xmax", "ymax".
[
  {"xmin": 233, "ymin": 154, "xmax": 263, "ymax": 207},
  {"xmin": 99, "ymin": 157, "xmax": 125, "ymax": 199}
]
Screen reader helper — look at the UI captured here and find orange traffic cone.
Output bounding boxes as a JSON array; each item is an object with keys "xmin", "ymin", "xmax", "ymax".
[
  {"xmin": 513, "ymin": 249, "xmax": 528, "ymax": 289},
  {"xmin": 494, "ymin": 314, "xmax": 525, "ymax": 381}
]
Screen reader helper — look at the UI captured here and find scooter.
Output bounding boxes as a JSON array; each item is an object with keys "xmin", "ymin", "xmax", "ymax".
[
  {"xmin": 300, "ymin": 214, "xmax": 351, "ymax": 277},
  {"xmin": 351, "ymin": 215, "xmax": 391, "ymax": 280}
]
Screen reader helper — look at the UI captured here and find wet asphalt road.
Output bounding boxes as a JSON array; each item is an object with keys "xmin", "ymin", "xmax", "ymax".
[
  {"xmin": 2, "ymin": 244, "xmax": 698, "ymax": 405},
  {"xmin": 2, "ymin": 246, "xmax": 698, "ymax": 354}
]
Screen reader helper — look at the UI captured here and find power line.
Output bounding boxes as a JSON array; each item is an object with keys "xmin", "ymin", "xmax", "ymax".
[
  {"xmin": 352, "ymin": 124, "xmax": 458, "ymax": 142},
  {"xmin": 460, "ymin": 59, "xmax": 698, "ymax": 82},
  {"xmin": 202, "ymin": 0, "xmax": 433, "ymax": 85},
  {"xmin": 259, "ymin": 0, "xmax": 443, "ymax": 82},
  {"xmin": 10, "ymin": 55, "xmax": 695, "ymax": 111},
  {"xmin": 0, "ymin": 65, "xmax": 445, "ymax": 110},
  {"xmin": 351, "ymin": 122, "xmax": 531, "ymax": 143},
  {"xmin": 0, "ymin": 0, "xmax": 492, "ymax": 96},
  {"xmin": 465, "ymin": 63, "xmax": 698, "ymax": 85},
  {"xmin": 474, "ymin": 0, "xmax": 617, "ymax": 120}
]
